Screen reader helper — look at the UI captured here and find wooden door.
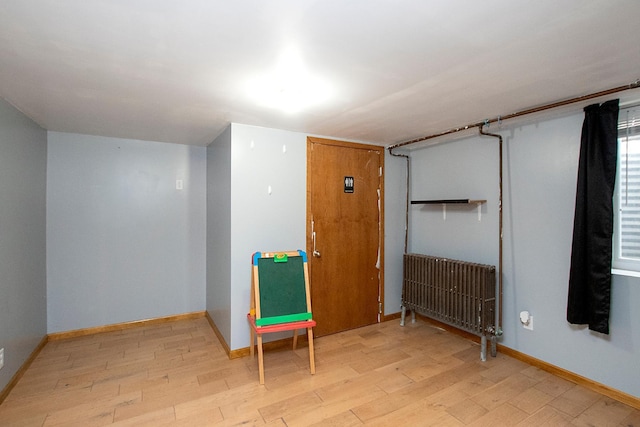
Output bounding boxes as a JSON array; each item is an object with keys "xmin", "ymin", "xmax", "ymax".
[{"xmin": 307, "ymin": 137, "xmax": 384, "ymax": 337}]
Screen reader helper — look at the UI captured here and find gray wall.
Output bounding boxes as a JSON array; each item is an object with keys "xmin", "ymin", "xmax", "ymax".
[
  {"xmin": 0, "ymin": 98, "xmax": 47, "ymax": 391},
  {"xmin": 406, "ymin": 111, "xmax": 640, "ymax": 398},
  {"xmin": 207, "ymin": 125, "xmax": 232, "ymax": 345},
  {"xmin": 384, "ymin": 151, "xmax": 408, "ymax": 316},
  {"xmin": 228, "ymin": 124, "xmax": 307, "ymax": 350},
  {"xmin": 47, "ymin": 132, "xmax": 206, "ymax": 333},
  {"xmin": 409, "ymin": 136, "xmax": 499, "ymax": 265},
  {"xmin": 207, "ymin": 123, "xmax": 308, "ymax": 350}
]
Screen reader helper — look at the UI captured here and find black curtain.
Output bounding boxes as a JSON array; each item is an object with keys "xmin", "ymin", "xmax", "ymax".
[{"xmin": 567, "ymin": 99, "xmax": 619, "ymax": 334}]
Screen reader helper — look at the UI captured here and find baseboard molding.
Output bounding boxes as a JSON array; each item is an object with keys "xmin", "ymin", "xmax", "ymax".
[
  {"xmin": 204, "ymin": 311, "xmax": 235, "ymax": 358},
  {"xmin": 497, "ymin": 345, "xmax": 640, "ymax": 410},
  {"xmin": 381, "ymin": 311, "xmax": 402, "ymax": 322},
  {"xmin": 407, "ymin": 313, "xmax": 639, "ymax": 410},
  {"xmin": 0, "ymin": 335, "xmax": 48, "ymax": 405},
  {"xmin": 204, "ymin": 311, "xmax": 309, "ymax": 360},
  {"xmin": 3, "ymin": 313, "xmax": 207, "ymax": 404},
  {"xmin": 47, "ymin": 311, "xmax": 206, "ymax": 341}
]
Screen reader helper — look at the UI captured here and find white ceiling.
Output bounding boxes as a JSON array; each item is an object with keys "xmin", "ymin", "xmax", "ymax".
[{"xmin": 1, "ymin": 1, "xmax": 640, "ymax": 147}]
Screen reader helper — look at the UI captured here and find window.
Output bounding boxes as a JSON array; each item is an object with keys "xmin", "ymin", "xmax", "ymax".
[{"xmin": 613, "ymin": 105, "xmax": 640, "ymax": 273}]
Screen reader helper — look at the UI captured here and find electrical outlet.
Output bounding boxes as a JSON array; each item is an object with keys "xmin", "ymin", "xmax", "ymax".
[
  {"xmin": 0, "ymin": 348, "xmax": 4, "ymax": 370},
  {"xmin": 524, "ymin": 316, "xmax": 534, "ymax": 331}
]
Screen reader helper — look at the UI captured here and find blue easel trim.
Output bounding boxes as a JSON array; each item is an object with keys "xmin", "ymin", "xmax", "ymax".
[{"xmin": 252, "ymin": 252, "xmax": 262, "ymax": 266}]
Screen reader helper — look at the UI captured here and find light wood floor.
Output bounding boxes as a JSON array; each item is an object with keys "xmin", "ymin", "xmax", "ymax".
[{"xmin": 0, "ymin": 317, "xmax": 638, "ymax": 426}]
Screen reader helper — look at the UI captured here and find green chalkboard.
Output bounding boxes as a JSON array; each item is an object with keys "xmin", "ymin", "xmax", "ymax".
[{"xmin": 256, "ymin": 255, "xmax": 311, "ymax": 326}]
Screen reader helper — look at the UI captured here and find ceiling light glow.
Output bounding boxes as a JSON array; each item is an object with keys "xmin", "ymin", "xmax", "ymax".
[{"xmin": 247, "ymin": 49, "xmax": 332, "ymax": 114}]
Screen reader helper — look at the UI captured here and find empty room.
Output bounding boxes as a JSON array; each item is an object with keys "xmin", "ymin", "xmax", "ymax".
[{"xmin": 1, "ymin": 1, "xmax": 639, "ymax": 425}]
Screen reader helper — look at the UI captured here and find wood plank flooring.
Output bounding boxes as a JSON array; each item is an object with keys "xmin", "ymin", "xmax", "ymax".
[{"xmin": 0, "ymin": 316, "xmax": 638, "ymax": 426}]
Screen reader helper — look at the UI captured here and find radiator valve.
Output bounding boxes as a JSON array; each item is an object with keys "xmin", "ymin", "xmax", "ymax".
[{"xmin": 486, "ymin": 325, "xmax": 502, "ymax": 337}]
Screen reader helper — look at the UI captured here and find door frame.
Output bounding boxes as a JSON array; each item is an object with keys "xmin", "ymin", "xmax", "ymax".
[{"xmin": 306, "ymin": 136, "xmax": 386, "ymax": 323}]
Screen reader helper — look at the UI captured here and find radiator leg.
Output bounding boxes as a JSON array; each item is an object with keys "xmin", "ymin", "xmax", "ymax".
[
  {"xmin": 480, "ymin": 335, "xmax": 487, "ymax": 362},
  {"xmin": 411, "ymin": 310, "xmax": 416, "ymax": 324},
  {"xmin": 400, "ymin": 305, "xmax": 406, "ymax": 326},
  {"xmin": 490, "ymin": 335, "xmax": 497, "ymax": 358}
]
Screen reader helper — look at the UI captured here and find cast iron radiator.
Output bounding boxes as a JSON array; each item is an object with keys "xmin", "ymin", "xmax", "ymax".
[{"xmin": 400, "ymin": 253, "xmax": 497, "ymax": 360}]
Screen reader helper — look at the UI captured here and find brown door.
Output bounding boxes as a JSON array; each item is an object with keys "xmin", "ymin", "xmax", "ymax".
[{"xmin": 307, "ymin": 137, "xmax": 384, "ymax": 337}]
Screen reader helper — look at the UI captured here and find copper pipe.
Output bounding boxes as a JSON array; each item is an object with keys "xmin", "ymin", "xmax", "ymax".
[
  {"xmin": 388, "ymin": 80, "xmax": 640, "ymax": 151},
  {"xmin": 479, "ymin": 125, "xmax": 503, "ymax": 337},
  {"xmin": 389, "ymin": 150, "xmax": 410, "ymax": 253}
]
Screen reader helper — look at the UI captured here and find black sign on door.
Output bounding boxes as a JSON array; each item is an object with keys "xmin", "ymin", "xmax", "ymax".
[{"xmin": 344, "ymin": 176, "xmax": 354, "ymax": 193}]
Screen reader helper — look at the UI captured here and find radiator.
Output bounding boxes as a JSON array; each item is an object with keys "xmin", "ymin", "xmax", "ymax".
[{"xmin": 401, "ymin": 253, "xmax": 497, "ymax": 360}]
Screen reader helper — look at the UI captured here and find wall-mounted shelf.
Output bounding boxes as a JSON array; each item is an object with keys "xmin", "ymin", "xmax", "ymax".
[
  {"xmin": 411, "ymin": 199, "xmax": 486, "ymax": 205},
  {"xmin": 411, "ymin": 199, "xmax": 486, "ymax": 221}
]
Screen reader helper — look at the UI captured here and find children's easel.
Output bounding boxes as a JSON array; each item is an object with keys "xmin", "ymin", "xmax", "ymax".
[{"xmin": 247, "ymin": 250, "xmax": 316, "ymax": 384}]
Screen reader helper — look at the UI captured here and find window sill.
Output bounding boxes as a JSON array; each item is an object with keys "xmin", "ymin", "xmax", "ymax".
[{"xmin": 611, "ymin": 268, "xmax": 640, "ymax": 278}]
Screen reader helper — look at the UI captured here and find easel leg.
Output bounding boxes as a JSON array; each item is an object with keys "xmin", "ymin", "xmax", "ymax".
[
  {"xmin": 307, "ymin": 328, "xmax": 315, "ymax": 375},
  {"xmin": 257, "ymin": 334, "xmax": 265, "ymax": 385},
  {"xmin": 292, "ymin": 329, "xmax": 298, "ymax": 350},
  {"xmin": 249, "ymin": 326, "xmax": 255, "ymax": 358}
]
